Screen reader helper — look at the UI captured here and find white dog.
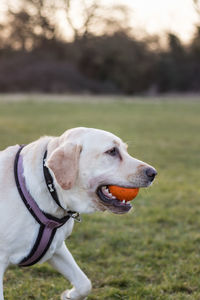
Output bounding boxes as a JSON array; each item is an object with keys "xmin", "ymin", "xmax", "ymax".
[{"xmin": 0, "ymin": 127, "xmax": 157, "ymax": 300}]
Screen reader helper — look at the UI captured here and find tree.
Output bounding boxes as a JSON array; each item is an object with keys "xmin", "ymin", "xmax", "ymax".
[
  {"xmin": 62, "ymin": 0, "xmax": 132, "ymax": 41},
  {"xmin": 168, "ymin": 33, "xmax": 184, "ymax": 56},
  {"xmin": 193, "ymin": 0, "xmax": 200, "ymax": 17},
  {"xmin": 1, "ymin": 0, "xmax": 132, "ymax": 49},
  {"xmin": 3, "ymin": 0, "xmax": 58, "ymax": 50}
]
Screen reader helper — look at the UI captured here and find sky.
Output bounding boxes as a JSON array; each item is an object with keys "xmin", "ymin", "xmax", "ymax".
[
  {"xmin": 106, "ymin": 0, "xmax": 199, "ymax": 42},
  {"xmin": 0, "ymin": 0, "xmax": 199, "ymax": 43}
]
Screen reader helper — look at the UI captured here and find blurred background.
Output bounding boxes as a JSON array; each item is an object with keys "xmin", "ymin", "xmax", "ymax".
[
  {"xmin": 0, "ymin": 0, "xmax": 200, "ymax": 95},
  {"xmin": 1, "ymin": 2, "xmax": 200, "ymax": 299}
]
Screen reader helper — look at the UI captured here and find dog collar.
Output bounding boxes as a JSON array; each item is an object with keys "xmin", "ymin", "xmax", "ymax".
[
  {"xmin": 43, "ymin": 149, "xmax": 81, "ymax": 222},
  {"xmin": 14, "ymin": 145, "xmax": 80, "ymax": 267},
  {"xmin": 43, "ymin": 150, "xmax": 64, "ymax": 209}
]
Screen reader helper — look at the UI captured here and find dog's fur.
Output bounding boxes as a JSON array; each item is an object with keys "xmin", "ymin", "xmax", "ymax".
[{"xmin": 0, "ymin": 127, "xmax": 156, "ymax": 300}]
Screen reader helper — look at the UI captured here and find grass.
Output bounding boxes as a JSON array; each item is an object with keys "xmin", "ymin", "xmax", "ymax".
[{"xmin": 1, "ymin": 95, "xmax": 200, "ymax": 299}]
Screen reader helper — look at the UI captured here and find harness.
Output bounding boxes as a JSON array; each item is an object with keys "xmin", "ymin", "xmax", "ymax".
[{"xmin": 14, "ymin": 145, "xmax": 80, "ymax": 267}]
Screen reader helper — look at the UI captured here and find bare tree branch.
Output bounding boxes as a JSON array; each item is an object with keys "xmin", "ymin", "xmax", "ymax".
[
  {"xmin": 63, "ymin": 0, "xmax": 132, "ymax": 40},
  {"xmin": 193, "ymin": 0, "xmax": 200, "ymax": 17},
  {"xmin": 82, "ymin": 2, "xmax": 99, "ymax": 37},
  {"xmin": 64, "ymin": 0, "xmax": 79, "ymax": 39}
]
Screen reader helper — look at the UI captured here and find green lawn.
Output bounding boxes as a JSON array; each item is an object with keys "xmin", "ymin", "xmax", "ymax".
[{"xmin": 1, "ymin": 96, "xmax": 200, "ymax": 300}]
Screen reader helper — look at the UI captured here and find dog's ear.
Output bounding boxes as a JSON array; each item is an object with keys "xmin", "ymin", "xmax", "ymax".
[{"xmin": 47, "ymin": 142, "xmax": 82, "ymax": 190}]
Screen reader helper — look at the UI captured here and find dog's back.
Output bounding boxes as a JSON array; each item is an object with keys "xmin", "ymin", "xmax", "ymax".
[
  {"xmin": 0, "ymin": 145, "xmax": 19, "ymax": 202},
  {"xmin": 0, "ymin": 145, "xmax": 25, "ymax": 257}
]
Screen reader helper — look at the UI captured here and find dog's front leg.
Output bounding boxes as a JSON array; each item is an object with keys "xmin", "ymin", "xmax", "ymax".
[
  {"xmin": 0, "ymin": 268, "xmax": 4, "ymax": 300},
  {"xmin": 48, "ymin": 242, "xmax": 91, "ymax": 300},
  {"xmin": 0, "ymin": 262, "xmax": 8, "ymax": 300}
]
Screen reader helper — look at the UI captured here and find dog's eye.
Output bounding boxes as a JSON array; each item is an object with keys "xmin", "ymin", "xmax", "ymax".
[{"xmin": 106, "ymin": 147, "xmax": 119, "ymax": 157}]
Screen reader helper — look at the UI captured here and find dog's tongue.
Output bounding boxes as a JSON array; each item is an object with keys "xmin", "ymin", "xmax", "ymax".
[{"xmin": 109, "ymin": 186, "xmax": 139, "ymax": 202}]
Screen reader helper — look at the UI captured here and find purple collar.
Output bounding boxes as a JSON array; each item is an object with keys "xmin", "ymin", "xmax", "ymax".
[{"xmin": 14, "ymin": 145, "xmax": 79, "ymax": 267}]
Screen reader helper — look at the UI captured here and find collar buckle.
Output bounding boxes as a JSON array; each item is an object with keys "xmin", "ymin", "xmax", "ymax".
[{"xmin": 70, "ymin": 212, "xmax": 81, "ymax": 222}]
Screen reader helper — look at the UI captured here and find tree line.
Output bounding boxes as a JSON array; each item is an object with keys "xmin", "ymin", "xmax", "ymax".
[{"xmin": 0, "ymin": 0, "xmax": 200, "ymax": 94}]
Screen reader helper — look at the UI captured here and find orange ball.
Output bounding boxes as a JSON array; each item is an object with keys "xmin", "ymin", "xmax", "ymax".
[{"xmin": 109, "ymin": 186, "xmax": 139, "ymax": 202}]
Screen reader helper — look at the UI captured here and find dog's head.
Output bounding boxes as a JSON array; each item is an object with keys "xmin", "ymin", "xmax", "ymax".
[{"xmin": 47, "ymin": 127, "xmax": 157, "ymax": 214}]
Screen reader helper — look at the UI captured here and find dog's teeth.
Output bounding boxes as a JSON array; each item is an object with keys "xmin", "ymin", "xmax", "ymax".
[
  {"xmin": 102, "ymin": 187, "xmax": 109, "ymax": 194},
  {"xmin": 101, "ymin": 187, "xmax": 116, "ymax": 199}
]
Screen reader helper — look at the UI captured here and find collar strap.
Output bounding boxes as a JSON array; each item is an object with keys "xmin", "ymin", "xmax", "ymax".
[
  {"xmin": 43, "ymin": 150, "xmax": 64, "ymax": 209},
  {"xmin": 14, "ymin": 145, "xmax": 78, "ymax": 267},
  {"xmin": 43, "ymin": 150, "xmax": 80, "ymax": 221}
]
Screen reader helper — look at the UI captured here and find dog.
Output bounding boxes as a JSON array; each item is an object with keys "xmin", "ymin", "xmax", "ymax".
[{"xmin": 0, "ymin": 127, "xmax": 157, "ymax": 300}]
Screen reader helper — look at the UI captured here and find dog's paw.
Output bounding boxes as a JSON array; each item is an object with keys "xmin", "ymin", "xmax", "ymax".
[
  {"xmin": 61, "ymin": 290, "xmax": 70, "ymax": 300},
  {"xmin": 60, "ymin": 290, "xmax": 87, "ymax": 300}
]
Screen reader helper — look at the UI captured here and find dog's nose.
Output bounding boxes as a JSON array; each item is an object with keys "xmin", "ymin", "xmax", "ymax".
[{"xmin": 145, "ymin": 167, "xmax": 157, "ymax": 182}]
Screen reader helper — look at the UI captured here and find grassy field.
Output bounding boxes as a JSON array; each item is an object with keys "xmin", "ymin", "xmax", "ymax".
[{"xmin": 0, "ymin": 96, "xmax": 200, "ymax": 300}]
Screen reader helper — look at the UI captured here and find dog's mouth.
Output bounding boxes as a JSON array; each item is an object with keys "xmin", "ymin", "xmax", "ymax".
[{"xmin": 96, "ymin": 185, "xmax": 138, "ymax": 214}]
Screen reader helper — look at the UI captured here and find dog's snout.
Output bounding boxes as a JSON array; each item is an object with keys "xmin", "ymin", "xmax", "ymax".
[{"xmin": 145, "ymin": 167, "xmax": 157, "ymax": 182}]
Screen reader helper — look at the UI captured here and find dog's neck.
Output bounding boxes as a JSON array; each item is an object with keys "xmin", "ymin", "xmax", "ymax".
[{"xmin": 21, "ymin": 136, "xmax": 68, "ymax": 218}]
